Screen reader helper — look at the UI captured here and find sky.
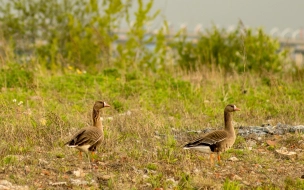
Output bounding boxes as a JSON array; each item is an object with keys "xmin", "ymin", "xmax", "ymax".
[{"xmin": 138, "ymin": 0, "xmax": 304, "ymax": 35}]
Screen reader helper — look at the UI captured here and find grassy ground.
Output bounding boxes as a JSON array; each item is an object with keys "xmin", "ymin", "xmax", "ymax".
[{"xmin": 0, "ymin": 66, "xmax": 304, "ymax": 189}]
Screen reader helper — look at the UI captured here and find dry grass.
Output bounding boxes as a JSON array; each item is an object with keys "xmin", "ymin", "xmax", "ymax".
[{"xmin": 0, "ymin": 68, "xmax": 304, "ymax": 189}]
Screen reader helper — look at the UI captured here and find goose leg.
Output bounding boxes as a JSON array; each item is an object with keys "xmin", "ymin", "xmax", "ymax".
[
  {"xmin": 217, "ymin": 154, "xmax": 221, "ymax": 162},
  {"xmin": 79, "ymin": 151, "xmax": 82, "ymax": 160},
  {"xmin": 91, "ymin": 152, "xmax": 95, "ymax": 162},
  {"xmin": 217, "ymin": 153, "xmax": 222, "ymax": 165},
  {"xmin": 210, "ymin": 154, "xmax": 214, "ymax": 166}
]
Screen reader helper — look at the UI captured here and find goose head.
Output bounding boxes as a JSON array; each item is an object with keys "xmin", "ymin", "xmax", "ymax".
[
  {"xmin": 225, "ymin": 104, "xmax": 240, "ymax": 112},
  {"xmin": 94, "ymin": 101, "xmax": 110, "ymax": 110}
]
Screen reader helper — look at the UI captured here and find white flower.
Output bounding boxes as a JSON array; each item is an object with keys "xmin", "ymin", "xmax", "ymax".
[
  {"xmin": 18, "ymin": 101, "xmax": 23, "ymax": 106},
  {"xmin": 13, "ymin": 99, "xmax": 17, "ymax": 103}
]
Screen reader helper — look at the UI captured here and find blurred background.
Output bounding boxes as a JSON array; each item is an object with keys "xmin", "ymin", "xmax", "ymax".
[{"xmin": 144, "ymin": 0, "xmax": 304, "ymax": 34}]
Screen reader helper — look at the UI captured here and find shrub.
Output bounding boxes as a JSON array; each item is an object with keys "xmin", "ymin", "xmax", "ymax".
[
  {"xmin": 0, "ymin": 63, "xmax": 34, "ymax": 88},
  {"xmin": 171, "ymin": 24, "xmax": 289, "ymax": 73}
]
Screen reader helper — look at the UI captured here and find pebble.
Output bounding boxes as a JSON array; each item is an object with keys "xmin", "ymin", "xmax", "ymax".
[
  {"xmin": 70, "ymin": 178, "xmax": 94, "ymax": 186},
  {"xmin": 275, "ymin": 148, "xmax": 297, "ymax": 160},
  {"xmin": 73, "ymin": 168, "xmax": 84, "ymax": 177},
  {"xmin": 242, "ymin": 181, "xmax": 250, "ymax": 185},
  {"xmin": 237, "ymin": 123, "xmax": 304, "ymax": 137},
  {"xmin": 0, "ymin": 180, "xmax": 29, "ymax": 190},
  {"xmin": 49, "ymin": 182, "xmax": 67, "ymax": 186},
  {"xmin": 228, "ymin": 157, "xmax": 239, "ymax": 162},
  {"xmin": 290, "ymin": 125, "xmax": 304, "ymax": 133},
  {"xmin": 246, "ymin": 140, "xmax": 256, "ymax": 147},
  {"xmin": 232, "ymin": 174, "xmax": 242, "ymax": 180},
  {"xmin": 100, "ymin": 175, "xmax": 112, "ymax": 180}
]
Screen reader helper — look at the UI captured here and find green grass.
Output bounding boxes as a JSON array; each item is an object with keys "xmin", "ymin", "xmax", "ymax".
[{"xmin": 0, "ymin": 65, "xmax": 304, "ymax": 189}]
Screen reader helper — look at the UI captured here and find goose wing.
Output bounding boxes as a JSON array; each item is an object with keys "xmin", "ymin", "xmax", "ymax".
[
  {"xmin": 184, "ymin": 130, "xmax": 228, "ymax": 148},
  {"xmin": 65, "ymin": 127, "xmax": 103, "ymax": 147}
]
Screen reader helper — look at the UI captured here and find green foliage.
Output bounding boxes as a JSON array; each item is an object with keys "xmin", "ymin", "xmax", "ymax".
[
  {"xmin": 223, "ymin": 179, "xmax": 241, "ymax": 190},
  {"xmin": 2, "ymin": 155, "xmax": 17, "ymax": 165},
  {"xmin": 115, "ymin": 0, "xmax": 163, "ymax": 72},
  {"xmin": 177, "ymin": 172, "xmax": 192, "ymax": 190},
  {"xmin": 146, "ymin": 163, "xmax": 157, "ymax": 170},
  {"xmin": 284, "ymin": 177, "xmax": 304, "ymax": 189},
  {"xmin": 157, "ymin": 135, "xmax": 178, "ymax": 163},
  {"xmin": 112, "ymin": 100, "xmax": 124, "ymax": 112},
  {"xmin": 0, "ymin": 0, "xmax": 296, "ymax": 74},
  {"xmin": 0, "ymin": 63, "xmax": 34, "ymax": 88},
  {"xmin": 0, "ymin": 0, "xmax": 130, "ymax": 71},
  {"xmin": 172, "ymin": 24, "xmax": 288, "ymax": 73}
]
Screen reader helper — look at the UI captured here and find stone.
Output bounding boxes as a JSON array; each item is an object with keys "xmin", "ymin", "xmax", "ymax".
[
  {"xmin": 290, "ymin": 125, "xmax": 304, "ymax": 133},
  {"xmin": 232, "ymin": 174, "xmax": 242, "ymax": 180},
  {"xmin": 263, "ymin": 126, "xmax": 275, "ymax": 134},
  {"xmin": 242, "ymin": 181, "xmax": 250, "ymax": 185},
  {"xmin": 0, "ymin": 180, "xmax": 29, "ymax": 190},
  {"xmin": 49, "ymin": 182, "xmax": 67, "ymax": 186},
  {"xmin": 238, "ymin": 129, "xmax": 249, "ymax": 136},
  {"xmin": 100, "ymin": 175, "xmax": 112, "ymax": 180},
  {"xmin": 228, "ymin": 157, "xmax": 239, "ymax": 161},
  {"xmin": 246, "ymin": 140, "xmax": 256, "ymax": 147},
  {"xmin": 275, "ymin": 148, "xmax": 297, "ymax": 160},
  {"xmin": 70, "ymin": 178, "xmax": 93, "ymax": 186}
]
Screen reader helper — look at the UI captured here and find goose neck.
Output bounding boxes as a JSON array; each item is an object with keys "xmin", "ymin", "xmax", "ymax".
[
  {"xmin": 224, "ymin": 111, "xmax": 234, "ymax": 133},
  {"xmin": 92, "ymin": 109, "xmax": 102, "ymax": 129}
]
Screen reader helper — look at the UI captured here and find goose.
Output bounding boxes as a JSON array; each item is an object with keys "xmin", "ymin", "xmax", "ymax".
[
  {"xmin": 184, "ymin": 104, "xmax": 240, "ymax": 166},
  {"xmin": 65, "ymin": 101, "xmax": 110, "ymax": 161}
]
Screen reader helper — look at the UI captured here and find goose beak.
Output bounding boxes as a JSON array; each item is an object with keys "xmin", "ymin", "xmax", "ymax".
[
  {"xmin": 104, "ymin": 102, "xmax": 110, "ymax": 107},
  {"xmin": 234, "ymin": 107, "xmax": 240, "ymax": 111}
]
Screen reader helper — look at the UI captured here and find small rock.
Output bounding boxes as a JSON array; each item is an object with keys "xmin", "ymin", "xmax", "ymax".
[
  {"xmin": 38, "ymin": 159, "xmax": 49, "ymax": 165},
  {"xmin": 193, "ymin": 169, "xmax": 200, "ymax": 174},
  {"xmin": 166, "ymin": 177, "xmax": 178, "ymax": 186},
  {"xmin": 238, "ymin": 129, "xmax": 249, "ymax": 136},
  {"xmin": 289, "ymin": 125, "xmax": 304, "ymax": 133},
  {"xmin": 49, "ymin": 182, "xmax": 67, "ymax": 186},
  {"xmin": 263, "ymin": 126, "xmax": 275, "ymax": 134},
  {"xmin": 228, "ymin": 157, "xmax": 239, "ymax": 161},
  {"xmin": 275, "ymin": 148, "xmax": 297, "ymax": 160},
  {"xmin": 295, "ymin": 149, "xmax": 302, "ymax": 152},
  {"xmin": 100, "ymin": 175, "xmax": 111, "ymax": 180},
  {"xmin": 70, "ymin": 179, "xmax": 92, "ymax": 186},
  {"xmin": 246, "ymin": 140, "xmax": 256, "ymax": 147},
  {"xmin": 0, "ymin": 180, "xmax": 29, "ymax": 190},
  {"xmin": 242, "ymin": 181, "xmax": 250, "ymax": 185},
  {"xmin": 232, "ymin": 174, "xmax": 242, "ymax": 180},
  {"xmin": 73, "ymin": 169, "xmax": 84, "ymax": 177},
  {"xmin": 143, "ymin": 174, "xmax": 149, "ymax": 179}
]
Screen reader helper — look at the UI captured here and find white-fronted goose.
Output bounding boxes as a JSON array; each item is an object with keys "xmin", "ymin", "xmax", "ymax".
[
  {"xmin": 184, "ymin": 104, "xmax": 240, "ymax": 165},
  {"xmin": 65, "ymin": 101, "xmax": 110, "ymax": 161}
]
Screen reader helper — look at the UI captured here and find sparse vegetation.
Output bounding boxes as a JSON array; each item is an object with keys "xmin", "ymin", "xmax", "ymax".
[{"xmin": 0, "ymin": 0, "xmax": 304, "ymax": 189}]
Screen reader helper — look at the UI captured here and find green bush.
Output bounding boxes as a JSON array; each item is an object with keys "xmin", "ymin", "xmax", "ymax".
[
  {"xmin": 0, "ymin": 0, "xmax": 296, "ymax": 74},
  {"xmin": 0, "ymin": 0, "xmax": 129, "ymax": 71},
  {"xmin": 0, "ymin": 63, "xmax": 34, "ymax": 88},
  {"xmin": 171, "ymin": 24, "xmax": 289, "ymax": 73}
]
